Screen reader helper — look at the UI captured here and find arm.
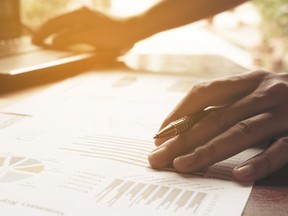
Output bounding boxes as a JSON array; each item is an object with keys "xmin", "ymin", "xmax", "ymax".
[
  {"xmin": 133, "ymin": 0, "xmax": 249, "ymax": 41},
  {"xmin": 32, "ymin": 0, "xmax": 248, "ymax": 53}
]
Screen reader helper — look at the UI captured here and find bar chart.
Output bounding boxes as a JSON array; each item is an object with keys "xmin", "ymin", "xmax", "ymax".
[
  {"xmin": 0, "ymin": 112, "xmax": 29, "ymax": 129},
  {"xmin": 58, "ymin": 133, "xmax": 152, "ymax": 167},
  {"xmin": 95, "ymin": 179, "xmax": 212, "ymax": 215}
]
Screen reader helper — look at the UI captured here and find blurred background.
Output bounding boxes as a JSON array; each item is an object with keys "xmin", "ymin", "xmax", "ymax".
[{"xmin": 20, "ymin": 0, "xmax": 288, "ymax": 72}]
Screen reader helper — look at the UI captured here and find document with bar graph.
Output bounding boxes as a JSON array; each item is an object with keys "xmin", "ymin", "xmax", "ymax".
[{"xmin": 0, "ymin": 70, "xmax": 262, "ymax": 216}]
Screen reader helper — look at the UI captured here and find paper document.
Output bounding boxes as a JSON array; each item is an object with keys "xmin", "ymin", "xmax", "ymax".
[{"xmin": 0, "ymin": 70, "xmax": 261, "ymax": 216}]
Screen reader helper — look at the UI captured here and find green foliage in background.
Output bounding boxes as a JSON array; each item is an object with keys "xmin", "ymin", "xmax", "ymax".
[
  {"xmin": 253, "ymin": 0, "xmax": 288, "ymax": 71},
  {"xmin": 21, "ymin": 0, "xmax": 71, "ymax": 28},
  {"xmin": 253, "ymin": 0, "xmax": 288, "ymax": 39},
  {"xmin": 21, "ymin": 0, "xmax": 111, "ymax": 28}
]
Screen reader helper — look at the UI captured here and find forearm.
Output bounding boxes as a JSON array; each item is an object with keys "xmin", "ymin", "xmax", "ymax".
[{"xmin": 128, "ymin": 0, "xmax": 248, "ymax": 41}]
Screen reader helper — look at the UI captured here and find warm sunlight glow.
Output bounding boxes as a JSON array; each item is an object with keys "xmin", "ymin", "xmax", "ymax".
[{"xmin": 109, "ymin": 0, "xmax": 159, "ymax": 17}]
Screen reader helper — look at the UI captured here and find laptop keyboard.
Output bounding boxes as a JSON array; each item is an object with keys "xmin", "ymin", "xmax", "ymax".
[{"xmin": 0, "ymin": 36, "xmax": 40, "ymax": 57}]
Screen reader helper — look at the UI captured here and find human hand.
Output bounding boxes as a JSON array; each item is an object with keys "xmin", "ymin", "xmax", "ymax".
[
  {"xmin": 32, "ymin": 7, "xmax": 139, "ymax": 54},
  {"xmin": 148, "ymin": 71, "xmax": 288, "ymax": 182}
]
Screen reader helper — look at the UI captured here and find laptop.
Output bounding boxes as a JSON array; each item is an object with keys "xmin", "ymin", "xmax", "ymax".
[{"xmin": 0, "ymin": 0, "xmax": 114, "ymax": 91}]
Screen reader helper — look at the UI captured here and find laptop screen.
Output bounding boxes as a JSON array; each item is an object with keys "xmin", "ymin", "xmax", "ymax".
[{"xmin": 0, "ymin": 0, "xmax": 22, "ymax": 40}]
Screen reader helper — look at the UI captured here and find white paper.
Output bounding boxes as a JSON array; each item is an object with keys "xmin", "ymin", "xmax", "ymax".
[{"xmin": 0, "ymin": 70, "xmax": 261, "ymax": 216}]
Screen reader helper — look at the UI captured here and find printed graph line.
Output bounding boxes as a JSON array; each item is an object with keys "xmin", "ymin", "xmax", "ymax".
[
  {"xmin": 59, "ymin": 147, "xmax": 148, "ymax": 164},
  {"xmin": 73, "ymin": 142, "xmax": 150, "ymax": 156},
  {"xmin": 95, "ymin": 179, "xmax": 208, "ymax": 213},
  {"xmin": 81, "ymin": 134, "xmax": 152, "ymax": 147},
  {"xmin": 58, "ymin": 134, "xmax": 153, "ymax": 167},
  {"xmin": 0, "ymin": 112, "xmax": 31, "ymax": 129},
  {"xmin": 59, "ymin": 133, "xmax": 235, "ymax": 180},
  {"xmin": 74, "ymin": 138, "xmax": 152, "ymax": 151}
]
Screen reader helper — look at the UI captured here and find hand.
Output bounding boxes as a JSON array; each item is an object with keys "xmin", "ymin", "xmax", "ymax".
[
  {"xmin": 148, "ymin": 71, "xmax": 288, "ymax": 182},
  {"xmin": 32, "ymin": 7, "xmax": 139, "ymax": 54}
]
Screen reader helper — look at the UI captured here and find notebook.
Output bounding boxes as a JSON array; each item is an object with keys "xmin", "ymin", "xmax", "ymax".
[{"xmin": 0, "ymin": 0, "xmax": 112, "ymax": 91}]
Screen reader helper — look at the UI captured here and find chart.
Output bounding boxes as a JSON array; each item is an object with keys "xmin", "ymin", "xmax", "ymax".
[
  {"xmin": 0, "ymin": 112, "xmax": 29, "ymax": 129},
  {"xmin": 59, "ymin": 134, "xmax": 152, "ymax": 167},
  {"xmin": 95, "ymin": 179, "xmax": 212, "ymax": 215},
  {"xmin": 0, "ymin": 156, "xmax": 44, "ymax": 183}
]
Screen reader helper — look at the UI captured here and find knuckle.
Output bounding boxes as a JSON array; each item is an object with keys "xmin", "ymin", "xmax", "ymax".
[
  {"xmin": 266, "ymin": 82, "xmax": 288, "ymax": 98},
  {"xmin": 256, "ymin": 152, "xmax": 272, "ymax": 172},
  {"xmin": 194, "ymin": 144, "xmax": 216, "ymax": 161},
  {"xmin": 209, "ymin": 110, "xmax": 227, "ymax": 127},
  {"xmin": 246, "ymin": 70, "xmax": 270, "ymax": 83},
  {"xmin": 252, "ymin": 70, "xmax": 270, "ymax": 78},
  {"xmin": 279, "ymin": 72, "xmax": 288, "ymax": 81},
  {"xmin": 175, "ymin": 134, "xmax": 193, "ymax": 150},
  {"xmin": 277, "ymin": 137, "xmax": 288, "ymax": 151},
  {"xmin": 261, "ymin": 74, "xmax": 288, "ymax": 99},
  {"xmin": 191, "ymin": 82, "xmax": 209, "ymax": 93},
  {"xmin": 202, "ymin": 110, "xmax": 228, "ymax": 134},
  {"xmin": 235, "ymin": 120, "xmax": 256, "ymax": 136}
]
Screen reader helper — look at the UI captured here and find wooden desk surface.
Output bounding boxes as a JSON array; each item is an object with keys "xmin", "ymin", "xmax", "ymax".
[
  {"xmin": 1, "ymin": 62, "xmax": 287, "ymax": 216},
  {"xmin": 244, "ymin": 165, "xmax": 288, "ymax": 216},
  {"xmin": 1, "ymin": 24, "xmax": 287, "ymax": 216}
]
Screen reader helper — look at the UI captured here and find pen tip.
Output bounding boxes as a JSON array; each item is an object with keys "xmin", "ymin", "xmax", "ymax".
[{"xmin": 153, "ymin": 135, "xmax": 158, "ymax": 139}]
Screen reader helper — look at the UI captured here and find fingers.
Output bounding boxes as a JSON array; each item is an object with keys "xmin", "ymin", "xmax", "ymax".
[
  {"xmin": 172, "ymin": 106, "xmax": 288, "ymax": 173},
  {"xmin": 51, "ymin": 29, "xmax": 131, "ymax": 53},
  {"xmin": 32, "ymin": 8, "xmax": 133, "ymax": 53},
  {"xmin": 150, "ymin": 100, "xmax": 288, "ymax": 177},
  {"xmin": 233, "ymin": 136, "xmax": 288, "ymax": 182},
  {"xmin": 51, "ymin": 29, "xmax": 97, "ymax": 50},
  {"xmin": 150, "ymin": 71, "xmax": 288, "ymax": 182},
  {"xmin": 167, "ymin": 71, "xmax": 263, "ymax": 118},
  {"xmin": 150, "ymin": 105, "xmax": 283, "ymax": 170},
  {"xmin": 33, "ymin": 8, "xmax": 98, "ymax": 45},
  {"xmin": 154, "ymin": 71, "xmax": 266, "ymax": 147}
]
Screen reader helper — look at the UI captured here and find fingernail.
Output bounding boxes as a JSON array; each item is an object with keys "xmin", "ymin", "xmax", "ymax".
[
  {"xmin": 235, "ymin": 164, "xmax": 254, "ymax": 178},
  {"xmin": 148, "ymin": 146, "xmax": 168, "ymax": 167}
]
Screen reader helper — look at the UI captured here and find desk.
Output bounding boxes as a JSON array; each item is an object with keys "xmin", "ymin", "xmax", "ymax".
[
  {"xmin": 0, "ymin": 24, "xmax": 287, "ymax": 216},
  {"xmin": 244, "ymin": 165, "xmax": 288, "ymax": 216},
  {"xmin": 1, "ymin": 60, "xmax": 287, "ymax": 216}
]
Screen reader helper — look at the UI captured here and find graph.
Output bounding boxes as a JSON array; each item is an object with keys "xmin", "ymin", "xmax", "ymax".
[
  {"xmin": 58, "ymin": 134, "xmax": 152, "ymax": 167},
  {"xmin": 58, "ymin": 133, "xmax": 239, "ymax": 180},
  {"xmin": 0, "ymin": 156, "xmax": 44, "ymax": 183},
  {"xmin": 0, "ymin": 112, "xmax": 29, "ymax": 129},
  {"xmin": 112, "ymin": 75, "xmax": 137, "ymax": 88},
  {"xmin": 95, "ymin": 179, "xmax": 210, "ymax": 214}
]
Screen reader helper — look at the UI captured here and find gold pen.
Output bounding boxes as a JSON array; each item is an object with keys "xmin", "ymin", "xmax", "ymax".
[{"xmin": 153, "ymin": 106, "xmax": 220, "ymax": 139}]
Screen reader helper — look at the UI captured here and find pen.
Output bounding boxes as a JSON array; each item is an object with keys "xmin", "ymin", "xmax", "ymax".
[{"xmin": 153, "ymin": 106, "xmax": 221, "ymax": 139}]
